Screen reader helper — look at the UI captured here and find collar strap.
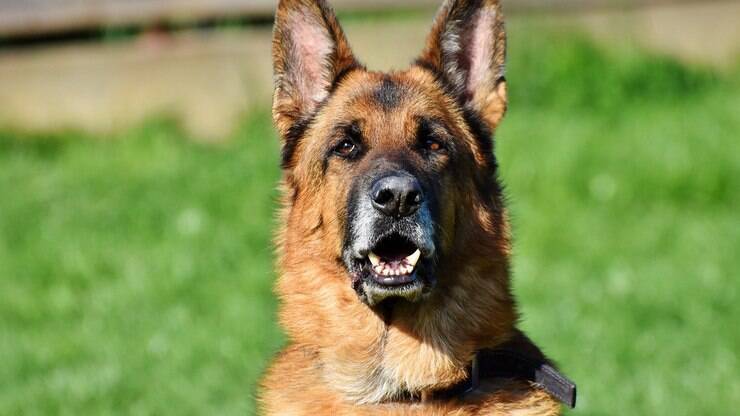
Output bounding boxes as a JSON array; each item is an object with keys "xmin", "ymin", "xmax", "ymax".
[
  {"xmin": 476, "ymin": 347, "xmax": 577, "ymax": 408},
  {"xmin": 432, "ymin": 341, "xmax": 577, "ymax": 408}
]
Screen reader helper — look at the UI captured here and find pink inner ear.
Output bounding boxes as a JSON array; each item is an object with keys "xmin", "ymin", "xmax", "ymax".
[
  {"xmin": 466, "ymin": 8, "xmax": 496, "ymax": 97},
  {"xmin": 287, "ymin": 9, "xmax": 334, "ymax": 110}
]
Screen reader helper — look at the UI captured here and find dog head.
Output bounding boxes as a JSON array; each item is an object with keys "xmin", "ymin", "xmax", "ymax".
[{"xmin": 273, "ymin": 0, "xmax": 509, "ymax": 308}]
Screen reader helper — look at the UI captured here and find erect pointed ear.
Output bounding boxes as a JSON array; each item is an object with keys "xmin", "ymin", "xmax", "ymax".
[
  {"xmin": 272, "ymin": 0, "xmax": 359, "ymax": 138},
  {"xmin": 418, "ymin": 0, "xmax": 507, "ymax": 130}
]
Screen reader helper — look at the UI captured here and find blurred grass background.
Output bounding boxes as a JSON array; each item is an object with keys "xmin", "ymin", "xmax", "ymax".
[{"xmin": 1, "ymin": 15, "xmax": 739, "ymax": 416}]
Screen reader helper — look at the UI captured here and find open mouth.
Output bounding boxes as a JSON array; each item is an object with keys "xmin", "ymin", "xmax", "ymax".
[{"xmin": 366, "ymin": 233, "xmax": 421, "ymax": 286}]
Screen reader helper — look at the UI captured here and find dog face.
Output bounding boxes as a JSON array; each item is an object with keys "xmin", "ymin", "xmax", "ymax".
[{"xmin": 273, "ymin": 0, "xmax": 508, "ymax": 307}]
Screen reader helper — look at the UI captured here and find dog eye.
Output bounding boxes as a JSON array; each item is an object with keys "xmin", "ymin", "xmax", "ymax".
[
  {"xmin": 424, "ymin": 138, "xmax": 444, "ymax": 152},
  {"xmin": 333, "ymin": 139, "xmax": 358, "ymax": 158}
]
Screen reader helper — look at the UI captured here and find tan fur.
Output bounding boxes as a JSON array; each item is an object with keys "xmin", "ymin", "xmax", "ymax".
[
  {"xmin": 260, "ymin": 0, "xmax": 562, "ymax": 414},
  {"xmin": 262, "ymin": 346, "xmax": 559, "ymax": 415}
]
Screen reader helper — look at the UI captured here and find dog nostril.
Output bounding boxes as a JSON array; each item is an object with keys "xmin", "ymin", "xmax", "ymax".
[
  {"xmin": 374, "ymin": 188, "xmax": 394, "ymax": 206},
  {"xmin": 399, "ymin": 189, "xmax": 422, "ymax": 216},
  {"xmin": 408, "ymin": 190, "xmax": 421, "ymax": 205}
]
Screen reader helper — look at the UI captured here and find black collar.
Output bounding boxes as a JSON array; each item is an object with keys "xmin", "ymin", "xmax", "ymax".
[{"xmin": 431, "ymin": 335, "xmax": 577, "ymax": 408}]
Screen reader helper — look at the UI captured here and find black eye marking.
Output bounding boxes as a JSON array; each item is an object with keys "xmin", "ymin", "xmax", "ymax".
[
  {"xmin": 333, "ymin": 139, "xmax": 358, "ymax": 158},
  {"xmin": 424, "ymin": 138, "xmax": 443, "ymax": 152},
  {"xmin": 416, "ymin": 118, "xmax": 450, "ymax": 155},
  {"xmin": 330, "ymin": 121, "xmax": 363, "ymax": 160}
]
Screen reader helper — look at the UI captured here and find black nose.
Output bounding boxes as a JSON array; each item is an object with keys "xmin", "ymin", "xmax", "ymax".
[{"xmin": 370, "ymin": 174, "xmax": 424, "ymax": 217}]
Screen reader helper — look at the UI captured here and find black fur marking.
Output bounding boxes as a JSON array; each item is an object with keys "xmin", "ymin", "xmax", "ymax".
[
  {"xmin": 416, "ymin": 117, "xmax": 434, "ymax": 144},
  {"xmin": 372, "ymin": 77, "xmax": 404, "ymax": 110},
  {"xmin": 416, "ymin": 117, "xmax": 456, "ymax": 158},
  {"xmin": 462, "ymin": 107, "xmax": 497, "ymax": 171},
  {"xmin": 413, "ymin": 58, "xmax": 438, "ymax": 75},
  {"xmin": 280, "ymin": 116, "xmax": 313, "ymax": 170}
]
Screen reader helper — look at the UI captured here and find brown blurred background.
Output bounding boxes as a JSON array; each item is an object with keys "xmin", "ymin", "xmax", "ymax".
[{"xmin": 1, "ymin": 0, "xmax": 738, "ymax": 140}]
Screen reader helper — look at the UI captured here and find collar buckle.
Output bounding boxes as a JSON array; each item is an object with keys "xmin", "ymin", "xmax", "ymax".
[{"xmin": 463, "ymin": 353, "xmax": 480, "ymax": 394}]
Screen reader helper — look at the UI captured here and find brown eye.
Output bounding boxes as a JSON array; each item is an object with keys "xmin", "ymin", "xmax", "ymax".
[
  {"xmin": 425, "ymin": 139, "xmax": 443, "ymax": 152},
  {"xmin": 333, "ymin": 139, "xmax": 358, "ymax": 158}
]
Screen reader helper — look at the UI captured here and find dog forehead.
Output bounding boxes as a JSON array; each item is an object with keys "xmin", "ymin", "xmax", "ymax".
[
  {"xmin": 353, "ymin": 71, "xmax": 441, "ymax": 108},
  {"xmin": 320, "ymin": 70, "xmax": 453, "ymax": 138}
]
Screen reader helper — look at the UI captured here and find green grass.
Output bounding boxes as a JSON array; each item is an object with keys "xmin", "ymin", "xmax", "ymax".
[
  {"xmin": 0, "ymin": 117, "xmax": 283, "ymax": 415},
  {"xmin": 1, "ymin": 29, "xmax": 738, "ymax": 415}
]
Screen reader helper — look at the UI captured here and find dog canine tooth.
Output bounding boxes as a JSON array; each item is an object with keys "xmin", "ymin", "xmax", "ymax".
[
  {"xmin": 368, "ymin": 252, "xmax": 381, "ymax": 267},
  {"xmin": 405, "ymin": 249, "xmax": 421, "ymax": 267}
]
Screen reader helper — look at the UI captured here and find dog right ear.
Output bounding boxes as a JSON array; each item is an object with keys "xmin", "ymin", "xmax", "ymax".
[{"xmin": 272, "ymin": 0, "xmax": 359, "ymax": 139}]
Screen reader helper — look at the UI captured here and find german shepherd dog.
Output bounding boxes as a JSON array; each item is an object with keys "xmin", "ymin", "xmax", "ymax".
[{"xmin": 260, "ymin": 0, "xmax": 575, "ymax": 414}]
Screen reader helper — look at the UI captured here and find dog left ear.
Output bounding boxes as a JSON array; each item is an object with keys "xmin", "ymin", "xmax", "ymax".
[
  {"xmin": 418, "ymin": 0, "xmax": 507, "ymax": 130},
  {"xmin": 272, "ymin": 0, "xmax": 359, "ymax": 139}
]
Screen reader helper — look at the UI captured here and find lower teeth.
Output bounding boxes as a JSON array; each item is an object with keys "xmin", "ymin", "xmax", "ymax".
[{"xmin": 373, "ymin": 264, "xmax": 412, "ymax": 276}]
